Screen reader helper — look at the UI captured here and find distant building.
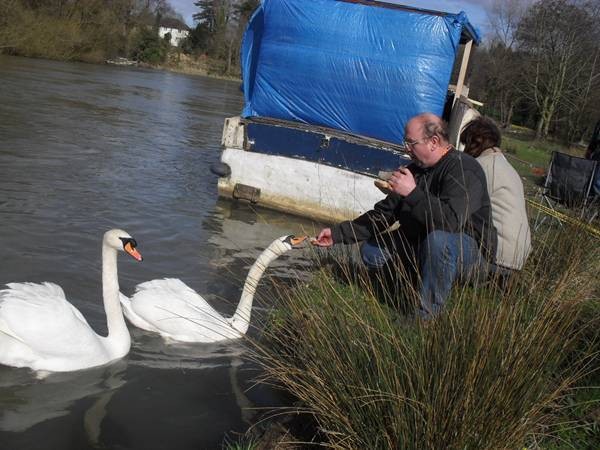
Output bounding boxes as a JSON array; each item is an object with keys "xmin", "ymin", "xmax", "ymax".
[{"xmin": 158, "ymin": 18, "xmax": 190, "ymax": 46}]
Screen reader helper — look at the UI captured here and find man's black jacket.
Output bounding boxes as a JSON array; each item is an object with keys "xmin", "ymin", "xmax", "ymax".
[{"xmin": 331, "ymin": 149, "xmax": 498, "ymax": 260}]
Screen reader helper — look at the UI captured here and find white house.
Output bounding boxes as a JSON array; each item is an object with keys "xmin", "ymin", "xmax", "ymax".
[{"xmin": 158, "ymin": 18, "xmax": 190, "ymax": 47}]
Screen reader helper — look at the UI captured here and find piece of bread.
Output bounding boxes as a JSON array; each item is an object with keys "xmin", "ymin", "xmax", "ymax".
[{"xmin": 374, "ymin": 179, "xmax": 392, "ymax": 194}]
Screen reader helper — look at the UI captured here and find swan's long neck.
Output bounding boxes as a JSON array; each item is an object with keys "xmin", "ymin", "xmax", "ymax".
[
  {"xmin": 231, "ymin": 242, "xmax": 287, "ymax": 334},
  {"xmin": 102, "ymin": 244, "xmax": 130, "ymax": 357}
]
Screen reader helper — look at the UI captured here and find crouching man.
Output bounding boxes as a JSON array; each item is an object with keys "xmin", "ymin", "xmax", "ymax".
[{"xmin": 314, "ymin": 113, "xmax": 497, "ymax": 318}]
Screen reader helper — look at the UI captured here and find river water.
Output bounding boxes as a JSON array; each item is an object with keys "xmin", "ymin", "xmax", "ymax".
[{"xmin": 0, "ymin": 55, "xmax": 320, "ymax": 449}]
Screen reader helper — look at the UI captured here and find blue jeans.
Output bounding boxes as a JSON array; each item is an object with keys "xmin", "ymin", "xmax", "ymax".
[{"xmin": 361, "ymin": 230, "xmax": 483, "ymax": 318}]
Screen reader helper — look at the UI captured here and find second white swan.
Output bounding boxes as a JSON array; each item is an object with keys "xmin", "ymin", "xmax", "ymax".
[{"xmin": 120, "ymin": 235, "xmax": 307, "ymax": 342}]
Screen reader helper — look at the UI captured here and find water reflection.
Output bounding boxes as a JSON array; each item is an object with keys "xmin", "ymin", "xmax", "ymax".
[
  {"xmin": 128, "ymin": 329, "xmax": 247, "ymax": 371},
  {"xmin": 206, "ymin": 200, "xmax": 319, "ymax": 271},
  {"xmin": 0, "ymin": 360, "xmax": 127, "ymax": 434},
  {"xmin": 127, "ymin": 334, "xmax": 258, "ymax": 425}
]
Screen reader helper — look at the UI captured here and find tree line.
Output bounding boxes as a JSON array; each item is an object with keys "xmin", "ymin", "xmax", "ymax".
[
  {"xmin": 0, "ymin": 0, "xmax": 259, "ymax": 72},
  {"xmin": 0, "ymin": 0, "xmax": 190, "ymax": 63},
  {"xmin": 470, "ymin": 0, "xmax": 600, "ymax": 143}
]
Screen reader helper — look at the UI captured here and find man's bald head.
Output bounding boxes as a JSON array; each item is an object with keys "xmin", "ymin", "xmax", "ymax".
[
  {"xmin": 404, "ymin": 113, "xmax": 452, "ymax": 167},
  {"xmin": 406, "ymin": 113, "xmax": 450, "ymax": 145}
]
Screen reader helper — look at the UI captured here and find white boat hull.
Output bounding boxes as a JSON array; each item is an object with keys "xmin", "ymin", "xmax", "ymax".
[{"xmin": 217, "ymin": 147, "xmax": 387, "ymax": 222}]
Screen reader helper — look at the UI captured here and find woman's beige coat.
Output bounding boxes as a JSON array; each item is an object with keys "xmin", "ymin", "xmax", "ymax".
[{"xmin": 477, "ymin": 148, "xmax": 532, "ymax": 269}]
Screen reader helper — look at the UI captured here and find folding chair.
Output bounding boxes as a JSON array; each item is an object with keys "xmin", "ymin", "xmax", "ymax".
[{"xmin": 536, "ymin": 151, "xmax": 599, "ymax": 227}]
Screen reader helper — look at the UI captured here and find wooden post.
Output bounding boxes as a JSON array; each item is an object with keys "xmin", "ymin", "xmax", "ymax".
[{"xmin": 453, "ymin": 39, "xmax": 473, "ymax": 107}]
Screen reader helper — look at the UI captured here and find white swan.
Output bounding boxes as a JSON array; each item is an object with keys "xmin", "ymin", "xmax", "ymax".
[
  {"xmin": 120, "ymin": 235, "xmax": 307, "ymax": 343},
  {"xmin": 0, "ymin": 229, "xmax": 142, "ymax": 372}
]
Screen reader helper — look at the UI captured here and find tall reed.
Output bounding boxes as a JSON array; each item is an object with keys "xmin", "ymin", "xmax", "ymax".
[{"xmin": 250, "ymin": 224, "xmax": 599, "ymax": 449}]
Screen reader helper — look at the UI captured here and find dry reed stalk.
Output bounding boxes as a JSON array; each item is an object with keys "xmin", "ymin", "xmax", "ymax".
[{"xmin": 247, "ymin": 223, "xmax": 599, "ymax": 449}]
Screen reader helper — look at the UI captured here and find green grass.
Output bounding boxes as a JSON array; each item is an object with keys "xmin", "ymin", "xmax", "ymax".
[
  {"xmin": 502, "ymin": 134, "xmax": 556, "ymax": 185},
  {"xmin": 222, "ymin": 438, "xmax": 258, "ymax": 450},
  {"xmin": 530, "ymin": 296, "xmax": 600, "ymax": 450},
  {"xmin": 248, "ymin": 224, "xmax": 599, "ymax": 449},
  {"xmin": 501, "ymin": 129, "xmax": 589, "ymax": 186},
  {"xmin": 503, "ymin": 135, "xmax": 555, "ymax": 166},
  {"xmin": 539, "ymin": 384, "xmax": 600, "ymax": 450},
  {"xmin": 500, "ymin": 130, "xmax": 600, "ymax": 450}
]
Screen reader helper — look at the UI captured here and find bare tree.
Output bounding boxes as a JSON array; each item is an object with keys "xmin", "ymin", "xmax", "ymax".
[
  {"xmin": 226, "ymin": 0, "xmax": 258, "ymax": 75},
  {"xmin": 472, "ymin": 0, "xmax": 528, "ymax": 128},
  {"xmin": 516, "ymin": 0, "xmax": 597, "ymax": 139},
  {"xmin": 191, "ymin": 0, "xmax": 257, "ymax": 74},
  {"xmin": 487, "ymin": 0, "xmax": 527, "ymax": 49},
  {"xmin": 563, "ymin": 0, "xmax": 600, "ymax": 143}
]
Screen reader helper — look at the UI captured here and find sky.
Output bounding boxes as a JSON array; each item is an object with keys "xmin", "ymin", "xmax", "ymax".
[{"xmin": 170, "ymin": 0, "xmax": 492, "ymax": 39}]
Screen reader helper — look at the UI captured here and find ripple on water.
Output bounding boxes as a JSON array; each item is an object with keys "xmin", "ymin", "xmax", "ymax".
[{"xmin": 129, "ymin": 330, "xmax": 248, "ymax": 371}]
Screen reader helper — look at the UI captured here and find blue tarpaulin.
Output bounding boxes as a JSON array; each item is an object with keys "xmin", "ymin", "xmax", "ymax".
[{"xmin": 240, "ymin": 0, "xmax": 480, "ymax": 145}]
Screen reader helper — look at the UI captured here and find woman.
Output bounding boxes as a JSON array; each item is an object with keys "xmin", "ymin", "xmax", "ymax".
[{"xmin": 460, "ymin": 117, "xmax": 532, "ymax": 274}]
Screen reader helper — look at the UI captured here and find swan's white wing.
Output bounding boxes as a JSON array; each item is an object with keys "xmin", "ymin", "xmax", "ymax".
[
  {"xmin": 119, "ymin": 292, "xmax": 162, "ymax": 334},
  {"xmin": 0, "ymin": 282, "xmax": 91, "ymax": 339},
  {"xmin": 126, "ymin": 278, "xmax": 240, "ymax": 342},
  {"xmin": 0, "ymin": 283, "xmax": 105, "ymax": 366}
]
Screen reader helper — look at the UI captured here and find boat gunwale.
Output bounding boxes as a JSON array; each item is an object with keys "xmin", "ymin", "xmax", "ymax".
[{"xmin": 241, "ymin": 116, "xmax": 409, "ymax": 155}]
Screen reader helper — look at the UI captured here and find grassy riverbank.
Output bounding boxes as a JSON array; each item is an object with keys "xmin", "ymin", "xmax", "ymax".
[
  {"xmin": 1, "ymin": 50, "xmax": 241, "ymax": 82},
  {"xmin": 0, "ymin": 0, "xmax": 243, "ymax": 81},
  {"xmin": 242, "ymin": 225, "xmax": 599, "ymax": 449},
  {"xmin": 152, "ymin": 51, "xmax": 241, "ymax": 81},
  {"xmin": 227, "ymin": 132, "xmax": 599, "ymax": 449}
]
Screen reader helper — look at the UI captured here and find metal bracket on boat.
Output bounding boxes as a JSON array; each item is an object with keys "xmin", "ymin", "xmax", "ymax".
[
  {"xmin": 245, "ymin": 138, "xmax": 256, "ymax": 151},
  {"xmin": 233, "ymin": 183, "xmax": 261, "ymax": 204},
  {"xmin": 319, "ymin": 136, "xmax": 331, "ymax": 149}
]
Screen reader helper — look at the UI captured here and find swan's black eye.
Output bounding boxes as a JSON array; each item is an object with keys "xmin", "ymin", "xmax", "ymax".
[{"xmin": 119, "ymin": 237, "xmax": 137, "ymax": 248}]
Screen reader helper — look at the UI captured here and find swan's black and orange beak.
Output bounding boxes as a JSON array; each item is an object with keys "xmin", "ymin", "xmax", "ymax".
[
  {"xmin": 283, "ymin": 235, "xmax": 309, "ymax": 248},
  {"xmin": 121, "ymin": 238, "xmax": 143, "ymax": 261}
]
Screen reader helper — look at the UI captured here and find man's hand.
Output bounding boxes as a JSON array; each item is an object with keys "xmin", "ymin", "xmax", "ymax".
[
  {"xmin": 389, "ymin": 167, "xmax": 416, "ymax": 196},
  {"xmin": 314, "ymin": 228, "xmax": 334, "ymax": 247}
]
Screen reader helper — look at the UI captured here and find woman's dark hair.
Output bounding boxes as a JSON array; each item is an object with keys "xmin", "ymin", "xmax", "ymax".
[{"xmin": 459, "ymin": 116, "xmax": 501, "ymax": 158}]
